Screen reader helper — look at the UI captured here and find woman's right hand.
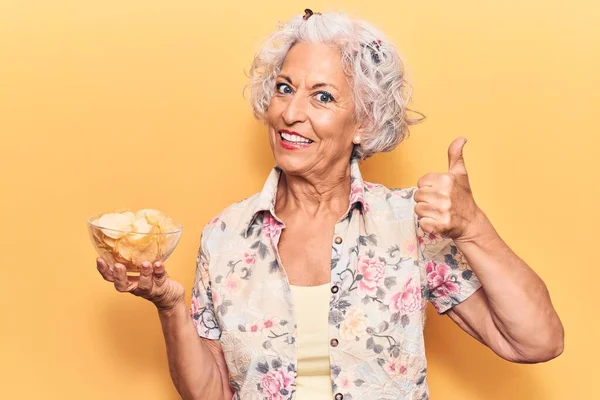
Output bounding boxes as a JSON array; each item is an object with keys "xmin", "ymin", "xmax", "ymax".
[{"xmin": 96, "ymin": 257, "xmax": 185, "ymax": 312}]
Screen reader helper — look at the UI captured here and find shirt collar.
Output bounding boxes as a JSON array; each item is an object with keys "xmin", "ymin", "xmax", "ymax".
[{"xmin": 244, "ymin": 158, "xmax": 367, "ymax": 237}]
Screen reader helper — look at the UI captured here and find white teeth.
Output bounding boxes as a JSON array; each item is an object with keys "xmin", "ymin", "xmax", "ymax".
[{"xmin": 280, "ymin": 132, "xmax": 312, "ymax": 143}]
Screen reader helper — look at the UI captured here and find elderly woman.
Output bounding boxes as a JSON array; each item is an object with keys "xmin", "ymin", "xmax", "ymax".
[{"xmin": 96, "ymin": 10, "xmax": 564, "ymax": 400}]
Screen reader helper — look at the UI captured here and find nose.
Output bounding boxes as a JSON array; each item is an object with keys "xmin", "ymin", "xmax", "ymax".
[{"xmin": 281, "ymin": 92, "xmax": 308, "ymax": 125}]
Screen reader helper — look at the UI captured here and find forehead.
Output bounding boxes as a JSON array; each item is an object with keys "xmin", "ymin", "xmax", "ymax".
[{"xmin": 280, "ymin": 41, "xmax": 348, "ymax": 89}]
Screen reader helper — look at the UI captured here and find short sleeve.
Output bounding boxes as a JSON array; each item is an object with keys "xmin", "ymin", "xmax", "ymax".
[
  {"xmin": 415, "ymin": 214, "xmax": 482, "ymax": 314},
  {"xmin": 190, "ymin": 225, "xmax": 222, "ymax": 340}
]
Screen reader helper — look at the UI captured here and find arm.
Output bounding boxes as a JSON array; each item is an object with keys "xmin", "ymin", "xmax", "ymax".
[
  {"xmin": 446, "ymin": 210, "xmax": 564, "ymax": 363},
  {"xmin": 415, "ymin": 137, "xmax": 564, "ymax": 363},
  {"xmin": 97, "ymin": 257, "xmax": 232, "ymax": 400},
  {"xmin": 159, "ymin": 300, "xmax": 233, "ymax": 400}
]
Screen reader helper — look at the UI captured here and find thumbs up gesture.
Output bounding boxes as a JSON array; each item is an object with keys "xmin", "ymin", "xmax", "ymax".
[{"xmin": 415, "ymin": 137, "xmax": 482, "ymax": 241}]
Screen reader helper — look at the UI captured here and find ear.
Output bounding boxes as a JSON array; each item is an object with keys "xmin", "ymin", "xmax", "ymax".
[{"xmin": 352, "ymin": 118, "xmax": 370, "ymax": 145}]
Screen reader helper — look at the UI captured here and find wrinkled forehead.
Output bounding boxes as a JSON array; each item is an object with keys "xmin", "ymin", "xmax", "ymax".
[{"xmin": 279, "ymin": 41, "xmax": 350, "ymax": 92}]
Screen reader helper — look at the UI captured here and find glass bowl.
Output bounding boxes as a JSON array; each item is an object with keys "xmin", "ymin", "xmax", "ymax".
[{"xmin": 88, "ymin": 213, "xmax": 183, "ymax": 275}]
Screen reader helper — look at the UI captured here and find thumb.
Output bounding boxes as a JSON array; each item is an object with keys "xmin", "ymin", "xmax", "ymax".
[{"xmin": 448, "ymin": 136, "xmax": 468, "ymax": 175}]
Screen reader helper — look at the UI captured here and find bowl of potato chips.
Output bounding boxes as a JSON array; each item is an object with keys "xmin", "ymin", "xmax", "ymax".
[{"xmin": 88, "ymin": 209, "xmax": 182, "ymax": 274}]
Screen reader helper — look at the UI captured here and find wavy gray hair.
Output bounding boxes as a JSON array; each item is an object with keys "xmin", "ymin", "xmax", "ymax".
[{"xmin": 248, "ymin": 11, "xmax": 423, "ymax": 160}]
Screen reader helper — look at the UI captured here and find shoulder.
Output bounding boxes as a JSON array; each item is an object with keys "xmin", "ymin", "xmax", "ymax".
[
  {"xmin": 363, "ymin": 180, "xmax": 417, "ymax": 220},
  {"xmin": 200, "ymin": 192, "xmax": 262, "ymax": 253}
]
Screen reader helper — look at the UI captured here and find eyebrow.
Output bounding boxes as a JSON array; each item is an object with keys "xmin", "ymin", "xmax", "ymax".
[{"xmin": 278, "ymin": 74, "xmax": 339, "ymax": 91}]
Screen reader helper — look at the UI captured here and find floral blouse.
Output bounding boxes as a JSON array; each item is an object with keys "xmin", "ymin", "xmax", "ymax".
[{"xmin": 190, "ymin": 159, "xmax": 482, "ymax": 400}]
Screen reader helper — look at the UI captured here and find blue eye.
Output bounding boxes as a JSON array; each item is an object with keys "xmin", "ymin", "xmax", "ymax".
[
  {"xmin": 316, "ymin": 91, "xmax": 334, "ymax": 103},
  {"xmin": 276, "ymin": 82, "xmax": 293, "ymax": 94}
]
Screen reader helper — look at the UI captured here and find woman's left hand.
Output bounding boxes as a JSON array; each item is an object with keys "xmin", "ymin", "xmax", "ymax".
[{"xmin": 414, "ymin": 137, "xmax": 484, "ymax": 241}]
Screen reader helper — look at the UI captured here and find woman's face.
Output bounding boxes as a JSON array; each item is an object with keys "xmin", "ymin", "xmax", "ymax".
[{"xmin": 266, "ymin": 41, "xmax": 359, "ymax": 177}]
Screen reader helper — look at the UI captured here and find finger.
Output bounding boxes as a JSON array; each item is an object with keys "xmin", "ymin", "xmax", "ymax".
[
  {"xmin": 113, "ymin": 263, "xmax": 133, "ymax": 292},
  {"xmin": 135, "ymin": 262, "xmax": 154, "ymax": 296},
  {"xmin": 415, "ymin": 202, "xmax": 438, "ymax": 220},
  {"xmin": 417, "ymin": 172, "xmax": 441, "ymax": 188},
  {"xmin": 418, "ymin": 217, "xmax": 438, "ymax": 235},
  {"xmin": 153, "ymin": 261, "xmax": 167, "ymax": 283},
  {"xmin": 448, "ymin": 137, "xmax": 468, "ymax": 175},
  {"xmin": 96, "ymin": 257, "xmax": 114, "ymax": 282},
  {"xmin": 414, "ymin": 187, "xmax": 443, "ymax": 204}
]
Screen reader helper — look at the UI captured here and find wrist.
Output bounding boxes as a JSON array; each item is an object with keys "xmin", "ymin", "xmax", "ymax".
[
  {"xmin": 455, "ymin": 208, "xmax": 495, "ymax": 245},
  {"xmin": 156, "ymin": 296, "xmax": 187, "ymax": 317}
]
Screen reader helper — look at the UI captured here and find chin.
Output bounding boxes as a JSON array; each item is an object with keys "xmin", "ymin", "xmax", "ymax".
[{"xmin": 273, "ymin": 150, "xmax": 312, "ymax": 176}]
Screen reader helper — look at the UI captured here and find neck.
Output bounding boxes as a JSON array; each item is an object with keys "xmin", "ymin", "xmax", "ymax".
[{"xmin": 275, "ymin": 163, "xmax": 352, "ymax": 219}]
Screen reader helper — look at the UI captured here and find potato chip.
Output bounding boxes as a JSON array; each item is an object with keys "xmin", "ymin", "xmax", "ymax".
[
  {"xmin": 96, "ymin": 212, "xmax": 135, "ymax": 239},
  {"xmin": 91, "ymin": 208, "xmax": 181, "ymax": 273},
  {"xmin": 113, "ymin": 250, "xmax": 130, "ymax": 265},
  {"xmin": 115, "ymin": 238, "xmax": 135, "ymax": 262},
  {"xmin": 156, "ymin": 216, "xmax": 179, "ymax": 233},
  {"xmin": 131, "ymin": 239, "xmax": 160, "ymax": 267},
  {"xmin": 136, "ymin": 209, "xmax": 163, "ymax": 225},
  {"xmin": 104, "ymin": 236, "xmax": 117, "ymax": 248},
  {"xmin": 158, "ymin": 233, "xmax": 180, "ymax": 259},
  {"xmin": 126, "ymin": 218, "xmax": 154, "ymax": 243},
  {"xmin": 100, "ymin": 250, "xmax": 117, "ymax": 266}
]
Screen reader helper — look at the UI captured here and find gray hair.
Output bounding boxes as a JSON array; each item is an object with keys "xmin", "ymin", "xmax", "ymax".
[{"xmin": 248, "ymin": 11, "xmax": 423, "ymax": 159}]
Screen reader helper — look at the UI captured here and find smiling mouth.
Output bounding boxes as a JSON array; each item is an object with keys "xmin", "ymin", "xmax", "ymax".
[{"xmin": 278, "ymin": 130, "xmax": 314, "ymax": 145}]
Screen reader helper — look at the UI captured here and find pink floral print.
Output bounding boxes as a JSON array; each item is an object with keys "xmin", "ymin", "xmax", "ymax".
[
  {"xmin": 383, "ymin": 357, "xmax": 408, "ymax": 377},
  {"xmin": 426, "ymin": 261, "xmax": 460, "ymax": 298},
  {"xmin": 386, "ymin": 278, "xmax": 422, "ymax": 315},
  {"xmin": 356, "ymin": 256, "xmax": 386, "ymax": 297},
  {"xmin": 246, "ymin": 320, "xmax": 262, "ymax": 336},
  {"xmin": 190, "ymin": 158, "xmax": 481, "ymax": 400},
  {"xmin": 244, "ymin": 252, "xmax": 256, "ymax": 265},
  {"xmin": 223, "ymin": 273, "xmax": 242, "ymax": 294},
  {"xmin": 260, "ymin": 368, "xmax": 294, "ymax": 400},
  {"xmin": 262, "ymin": 212, "xmax": 283, "ymax": 239}
]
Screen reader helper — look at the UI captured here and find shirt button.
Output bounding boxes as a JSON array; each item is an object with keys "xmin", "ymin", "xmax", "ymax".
[
  {"xmin": 334, "ymin": 393, "xmax": 343, "ymax": 400},
  {"xmin": 330, "ymin": 338, "xmax": 339, "ymax": 347},
  {"xmin": 331, "ymin": 285, "xmax": 339, "ymax": 294},
  {"xmin": 334, "ymin": 236, "xmax": 343, "ymax": 244}
]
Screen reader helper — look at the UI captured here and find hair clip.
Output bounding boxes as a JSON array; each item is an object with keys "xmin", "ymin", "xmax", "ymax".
[
  {"xmin": 303, "ymin": 8, "xmax": 321, "ymax": 20},
  {"xmin": 363, "ymin": 39, "xmax": 384, "ymax": 64}
]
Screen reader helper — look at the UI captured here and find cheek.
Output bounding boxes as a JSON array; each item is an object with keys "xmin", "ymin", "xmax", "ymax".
[
  {"xmin": 266, "ymin": 103, "xmax": 275, "ymax": 122},
  {"xmin": 312, "ymin": 113, "xmax": 339, "ymax": 139},
  {"xmin": 265, "ymin": 104, "xmax": 279, "ymax": 137},
  {"xmin": 266, "ymin": 96, "xmax": 283, "ymax": 123},
  {"xmin": 312, "ymin": 112, "xmax": 356, "ymax": 144}
]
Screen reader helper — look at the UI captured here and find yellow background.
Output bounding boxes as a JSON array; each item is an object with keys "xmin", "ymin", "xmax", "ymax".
[{"xmin": 1, "ymin": 0, "xmax": 597, "ymax": 399}]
